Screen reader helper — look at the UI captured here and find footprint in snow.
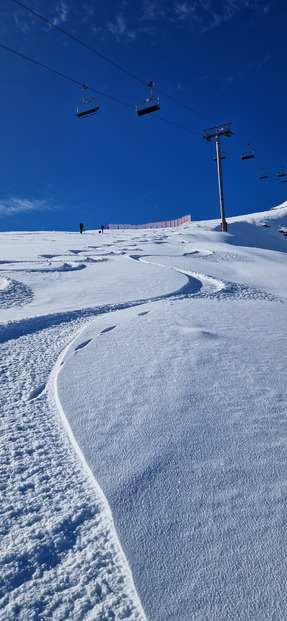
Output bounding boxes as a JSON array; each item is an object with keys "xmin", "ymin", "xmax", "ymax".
[
  {"xmin": 39, "ymin": 254, "xmax": 57, "ymax": 259},
  {"xmin": 74, "ymin": 339, "xmax": 93, "ymax": 351},
  {"xmin": 101, "ymin": 326, "xmax": 116, "ymax": 334},
  {"xmin": 28, "ymin": 383, "xmax": 46, "ymax": 401}
]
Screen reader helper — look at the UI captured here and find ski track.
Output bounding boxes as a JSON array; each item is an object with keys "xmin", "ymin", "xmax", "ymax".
[
  {"xmin": 0, "ymin": 266, "xmax": 280, "ymax": 345},
  {"xmin": 0, "ymin": 263, "xmax": 87, "ymax": 274},
  {"xmin": 1, "ymin": 239, "xmax": 284, "ymax": 619},
  {"xmin": 0, "ymin": 277, "xmax": 33, "ymax": 308},
  {"xmin": 183, "ymin": 250, "xmax": 254, "ymax": 262},
  {"xmin": 1, "ymin": 317, "xmax": 146, "ymax": 621}
]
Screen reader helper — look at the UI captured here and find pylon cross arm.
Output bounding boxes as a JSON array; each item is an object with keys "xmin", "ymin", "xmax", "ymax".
[{"xmin": 203, "ymin": 123, "xmax": 233, "ymax": 140}]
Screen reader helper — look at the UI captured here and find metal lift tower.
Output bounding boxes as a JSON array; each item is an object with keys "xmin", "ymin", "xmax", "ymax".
[{"xmin": 203, "ymin": 123, "xmax": 233, "ymax": 232}]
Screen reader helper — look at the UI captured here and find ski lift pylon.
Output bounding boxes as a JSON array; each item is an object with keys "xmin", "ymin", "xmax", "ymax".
[
  {"xmin": 136, "ymin": 81, "xmax": 160, "ymax": 117},
  {"xmin": 241, "ymin": 143, "xmax": 254, "ymax": 160},
  {"xmin": 259, "ymin": 168, "xmax": 268, "ymax": 179},
  {"xmin": 76, "ymin": 85, "xmax": 100, "ymax": 118},
  {"xmin": 276, "ymin": 165, "xmax": 286, "ymax": 178}
]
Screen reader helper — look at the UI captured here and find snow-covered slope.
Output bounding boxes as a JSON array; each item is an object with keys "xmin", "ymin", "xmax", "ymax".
[{"xmin": 1, "ymin": 206, "xmax": 287, "ymax": 620}]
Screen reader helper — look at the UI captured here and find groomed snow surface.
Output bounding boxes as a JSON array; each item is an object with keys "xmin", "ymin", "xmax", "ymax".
[{"xmin": 1, "ymin": 204, "xmax": 287, "ymax": 620}]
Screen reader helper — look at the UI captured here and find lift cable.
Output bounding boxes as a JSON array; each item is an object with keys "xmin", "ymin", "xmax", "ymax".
[
  {"xmin": 0, "ymin": 42, "xmax": 81, "ymax": 87},
  {"xmin": 207, "ymin": 123, "xmax": 279, "ymax": 167},
  {"xmin": 202, "ymin": 133, "xmax": 280, "ymax": 171},
  {"xmin": 154, "ymin": 88, "xmax": 215, "ymax": 123},
  {"xmin": 12, "ymin": 0, "xmax": 147, "ymax": 87},
  {"xmin": 12, "ymin": 0, "xmax": 279, "ymax": 155},
  {"xmin": 5, "ymin": 3, "xmax": 287, "ymax": 166},
  {"xmin": 0, "ymin": 42, "xmax": 134, "ymax": 109},
  {"xmin": 1, "ymin": 40, "xmax": 282, "ymax": 167},
  {"xmin": 0, "ymin": 41, "xmax": 203, "ymax": 136},
  {"xmin": 2, "ymin": 41, "xmax": 284, "ymax": 180},
  {"xmin": 232, "ymin": 131, "xmax": 278, "ymax": 165},
  {"xmin": 154, "ymin": 116, "xmax": 202, "ymax": 137},
  {"xmin": 11, "ymin": 0, "xmax": 217, "ymax": 125}
]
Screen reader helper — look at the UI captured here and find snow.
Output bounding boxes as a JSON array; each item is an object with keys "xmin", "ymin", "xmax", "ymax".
[{"xmin": 1, "ymin": 206, "xmax": 287, "ymax": 620}]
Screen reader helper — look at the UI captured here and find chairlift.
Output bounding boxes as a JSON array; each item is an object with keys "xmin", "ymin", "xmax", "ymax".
[
  {"xmin": 259, "ymin": 168, "xmax": 268, "ymax": 179},
  {"xmin": 276, "ymin": 166, "xmax": 286, "ymax": 178},
  {"xmin": 76, "ymin": 85, "xmax": 100, "ymax": 118},
  {"xmin": 214, "ymin": 152, "xmax": 227, "ymax": 161},
  {"xmin": 136, "ymin": 81, "xmax": 160, "ymax": 117},
  {"xmin": 241, "ymin": 143, "xmax": 255, "ymax": 160}
]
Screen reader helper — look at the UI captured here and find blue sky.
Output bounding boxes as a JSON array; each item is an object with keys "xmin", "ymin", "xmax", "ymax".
[{"xmin": 0, "ymin": 0, "xmax": 286, "ymax": 231}]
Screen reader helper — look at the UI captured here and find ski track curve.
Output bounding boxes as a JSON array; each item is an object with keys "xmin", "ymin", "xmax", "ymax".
[
  {"xmin": 0, "ymin": 258, "xmax": 281, "ymax": 346},
  {"xmin": 1, "ymin": 316, "xmax": 147, "ymax": 621},
  {"xmin": 128, "ymin": 254, "xmax": 282, "ymax": 303}
]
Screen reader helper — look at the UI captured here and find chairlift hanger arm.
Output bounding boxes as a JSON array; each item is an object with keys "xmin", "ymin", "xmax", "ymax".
[
  {"xmin": 148, "ymin": 81, "xmax": 154, "ymax": 99},
  {"xmin": 136, "ymin": 80, "xmax": 160, "ymax": 116},
  {"xmin": 76, "ymin": 84, "xmax": 100, "ymax": 118},
  {"xmin": 82, "ymin": 84, "xmax": 88, "ymax": 101},
  {"xmin": 276, "ymin": 166, "xmax": 286, "ymax": 177},
  {"xmin": 241, "ymin": 142, "xmax": 255, "ymax": 160}
]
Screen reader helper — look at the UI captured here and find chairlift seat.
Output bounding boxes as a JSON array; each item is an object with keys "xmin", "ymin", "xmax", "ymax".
[
  {"xmin": 214, "ymin": 153, "xmax": 227, "ymax": 161},
  {"xmin": 76, "ymin": 103, "xmax": 100, "ymax": 118},
  {"xmin": 136, "ymin": 102, "xmax": 160, "ymax": 117},
  {"xmin": 241, "ymin": 153, "xmax": 255, "ymax": 160}
]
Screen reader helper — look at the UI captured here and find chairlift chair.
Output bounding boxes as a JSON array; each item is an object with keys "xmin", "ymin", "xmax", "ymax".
[
  {"xmin": 259, "ymin": 168, "xmax": 268, "ymax": 179},
  {"xmin": 276, "ymin": 166, "xmax": 286, "ymax": 178},
  {"xmin": 214, "ymin": 152, "xmax": 227, "ymax": 161},
  {"xmin": 76, "ymin": 85, "xmax": 100, "ymax": 118},
  {"xmin": 136, "ymin": 81, "xmax": 160, "ymax": 117},
  {"xmin": 241, "ymin": 143, "xmax": 255, "ymax": 160}
]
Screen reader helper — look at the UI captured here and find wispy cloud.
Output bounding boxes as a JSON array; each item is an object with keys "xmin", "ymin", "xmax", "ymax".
[
  {"xmin": 107, "ymin": 15, "xmax": 136, "ymax": 40},
  {"xmin": 200, "ymin": 0, "xmax": 269, "ymax": 31},
  {"xmin": 11, "ymin": 0, "xmax": 69, "ymax": 34},
  {"xmin": 200, "ymin": 0, "xmax": 270, "ymax": 31},
  {"xmin": 225, "ymin": 51, "xmax": 272, "ymax": 87},
  {"xmin": 0, "ymin": 197, "xmax": 55, "ymax": 217},
  {"xmin": 174, "ymin": 2, "xmax": 196, "ymax": 21},
  {"xmin": 14, "ymin": 10, "xmax": 34, "ymax": 34},
  {"xmin": 53, "ymin": 0, "xmax": 68, "ymax": 26},
  {"xmin": 141, "ymin": 0, "xmax": 168, "ymax": 20},
  {"xmin": 139, "ymin": 0, "xmax": 270, "ymax": 33}
]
